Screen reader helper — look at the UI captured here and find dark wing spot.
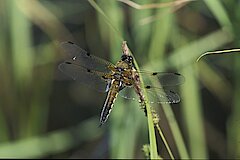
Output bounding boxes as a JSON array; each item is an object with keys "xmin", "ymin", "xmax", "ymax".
[
  {"xmin": 87, "ymin": 69, "xmax": 91, "ymax": 72},
  {"xmin": 67, "ymin": 41, "xmax": 74, "ymax": 44},
  {"xmin": 65, "ymin": 61, "xmax": 72, "ymax": 64},
  {"xmin": 145, "ymin": 85, "xmax": 151, "ymax": 89},
  {"xmin": 86, "ymin": 52, "xmax": 91, "ymax": 56},
  {"xmin": 174, "ymin": 73, "xmax": 181, "ymax": 76},
  {"xmin": 152, "ymin": 72, "xmax": 157, "ymax": 75}
]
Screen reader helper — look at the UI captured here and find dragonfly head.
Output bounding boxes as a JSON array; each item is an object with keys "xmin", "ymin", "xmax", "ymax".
[{"xmin": 121, "ymin": 55, "xmax": 133, "ymax": 65}]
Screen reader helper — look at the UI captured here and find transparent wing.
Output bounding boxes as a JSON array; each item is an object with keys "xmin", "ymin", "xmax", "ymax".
[
  {"xmin": 144, "ymin": 86, "xmax": 180, "ymax": 104},
  {"xmin": 60, "ymin": 41, "xmax": 115, "ymax": 73},
  {"xmin": 119, "ymin": 71, "xmax": 183, "ymax": 103},
  {"xmin": 58, "ymin": 61, "xmax": 110, "ymax": 92},
  {"xmin": 139, "ymin": 71, "xmax": 185, "ymax": 87},
  {"xmin": 119, "ymin": 85, "xmax": 180, "ymax": 104},
  {"xmin": 58, "ymin": 41, "xmax": 115, "ymax": 92}
]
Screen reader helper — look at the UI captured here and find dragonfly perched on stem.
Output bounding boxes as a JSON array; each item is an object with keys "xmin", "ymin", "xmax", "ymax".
[{"xmin": 58, "ymin": 41, "xmax": 184, "ymax": 126}]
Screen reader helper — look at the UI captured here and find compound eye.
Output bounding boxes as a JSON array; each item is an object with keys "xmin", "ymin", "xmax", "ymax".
[{"xmin": 121, "ymin": 55, "xmax": 127, "ymax": 61}]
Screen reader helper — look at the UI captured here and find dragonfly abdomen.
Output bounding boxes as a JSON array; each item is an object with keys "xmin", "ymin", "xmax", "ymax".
[
  {"xmin": 132, "ymin": 70, "xmax": 147, "ymax": 115},
  {"xmin": 99, "ymin": 79, "xmax": 121, "ymax": 126}
]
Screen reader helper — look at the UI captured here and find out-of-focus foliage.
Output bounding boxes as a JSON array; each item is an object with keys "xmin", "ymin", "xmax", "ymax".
[{"xmin": 0, "ymin": 0, "xmax": 239, "ymax": 159}]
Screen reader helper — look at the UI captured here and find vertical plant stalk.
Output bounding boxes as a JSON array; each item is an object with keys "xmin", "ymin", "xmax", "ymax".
[
  {"xmin": 9, "ymin": 0, "xmax": 34, "ymax": 138},
  {"xmin": 122, "ymin": 41, "xmax": 159, "ymax": 159},
  {"xmin": 227, "ymin": 55, "xmax": 240, "ymax": 158},
  {"xmin": 151, "ymin": 107, "xmax": 174, "ymax": 159}
]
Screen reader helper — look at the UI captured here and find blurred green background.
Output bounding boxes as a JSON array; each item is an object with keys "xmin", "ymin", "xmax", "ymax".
[{"xmin": 0, "ymin": 0, "xmax": 239, "ymax": 159}]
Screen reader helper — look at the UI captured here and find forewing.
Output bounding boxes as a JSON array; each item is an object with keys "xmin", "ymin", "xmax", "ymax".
[{"xmin": 60, "ymin": 41, "xmax": 115, "ymax": 73}]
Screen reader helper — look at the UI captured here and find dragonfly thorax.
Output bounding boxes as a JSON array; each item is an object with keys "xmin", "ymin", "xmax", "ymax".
[{"xmin": 113, "ymin": 72, "xmax": 122, "ymax": 80}]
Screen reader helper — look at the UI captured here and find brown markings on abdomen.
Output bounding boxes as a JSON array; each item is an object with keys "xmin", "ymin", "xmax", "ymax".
[{"xmin": 99, "ymin": 80, "xmax": 120, "ymax": 126}]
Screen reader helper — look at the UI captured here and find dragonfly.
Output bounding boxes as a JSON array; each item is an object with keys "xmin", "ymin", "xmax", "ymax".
[{"xmin": 58, "ymin": 41, "xmax": 184, "ymax": 126}]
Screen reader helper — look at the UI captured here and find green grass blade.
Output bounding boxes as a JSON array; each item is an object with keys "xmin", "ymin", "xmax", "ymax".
[
  {"xmin": 148, "ymin": 7, "xmax": 173, "ymax": 61},
  {"xmin": 0, "ymin": 0, "xmax": 10, "ymax": 142},
  {"xmin": 0, "ymin": 118, "xmax": 103, "ymax": 158},
  {"xmin": 204, "ymin": 0, "xmax": 233, "ymax": 32},
  {"xmin": 88, "ymin": 0, "xmax": 124, "ymax": 43},
  {"xmin": 181, "ymin": 64, "xmax": 207, "ymax": 158},
  {"xmin": 143, "ymin": 29, "xmax": 233, "ymax": 70},
  {"xmin": 161, "ymin": 105, "xmax": 189, "ymax": 159},
  {"xmin": 227, "ymin": 56, "xmax": 240, "ymax": 158},
  {"xmin": 8, "ymin": 0, "xmax": 34, "ymax": 138},
  {"xmin": 9, "ymin": 0, "xmax": 34, "ymax": 84}
]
